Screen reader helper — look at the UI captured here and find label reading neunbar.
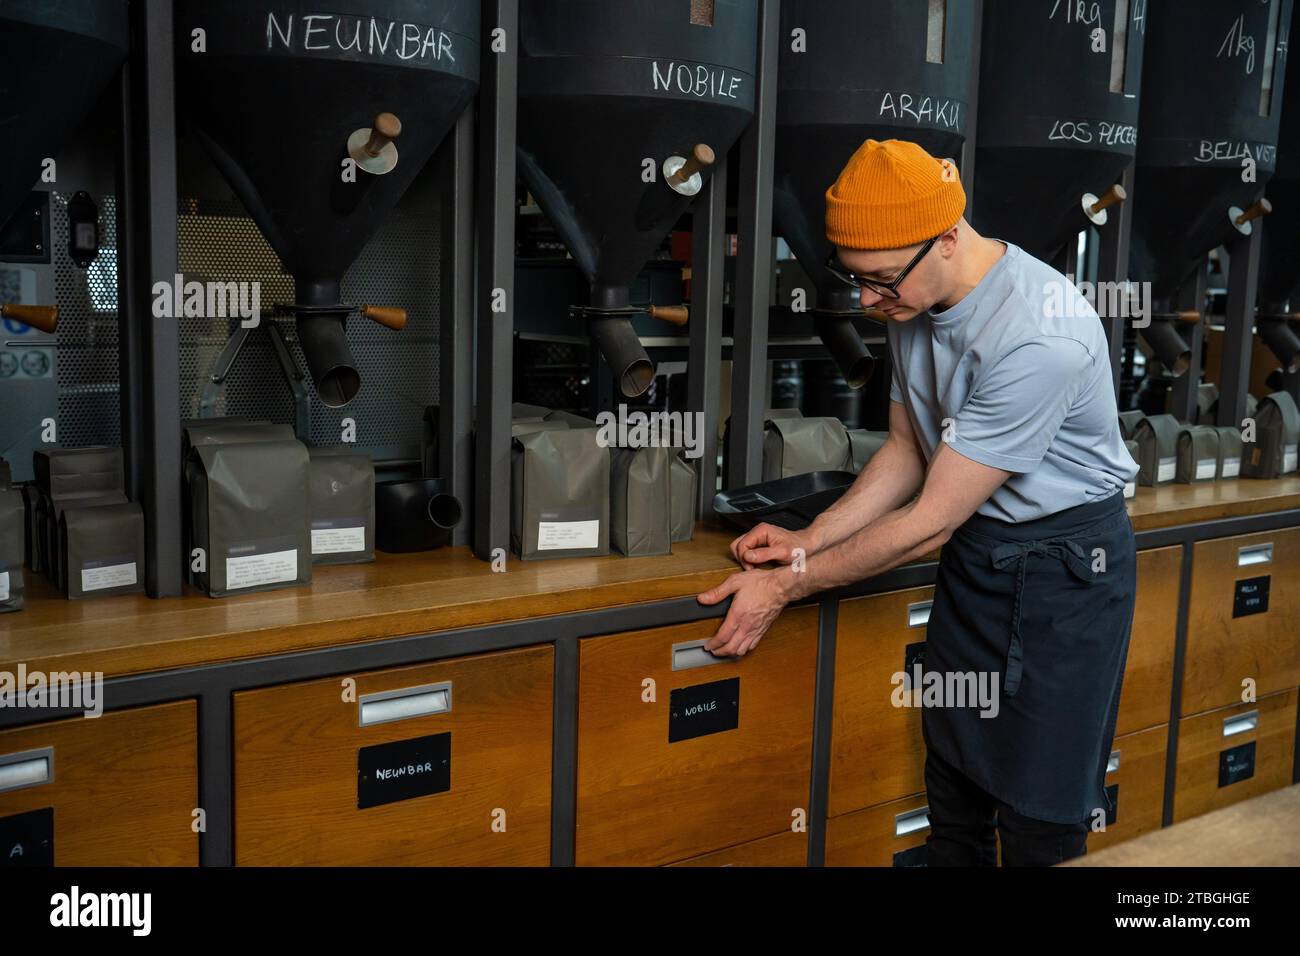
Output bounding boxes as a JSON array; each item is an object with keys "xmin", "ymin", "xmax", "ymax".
[
  {"xmin": 1156, "ymin": 457, "xmax": 1176, "ymax": 482},
  {"xmin": 226, "ymin": 538, "xmax": 299, "ymax": 590},
  {"xmin": 1195, "ymin": 458, "xmax": 1216, "ymax": 480},
  {"xmin": 1284, "ymin": 444, "xmax": 1298, "ymax": 473},
  {"xmin": 537, "ymin": 519, "xmax": 600, "ymax": 551},
  {"xmin": 80, "ymin": 556, "xmax": 137, "ymax": 593},
  {"xmin": 1221, "ymin": 456, "xmax": 1241, "ymax": 478},
  {"xmin": 311, "ymin": 518, "xmax": 366, "ymax": 555}
]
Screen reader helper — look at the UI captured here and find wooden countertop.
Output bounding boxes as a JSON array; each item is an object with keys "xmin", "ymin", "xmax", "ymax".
[
  {"xmin": 3, "ymin": 478, "xmax": 1299, "ymax": 681},
  {"xmin": 1062, "ymin": 785, "xmax": 1300, "ymax": 866}
]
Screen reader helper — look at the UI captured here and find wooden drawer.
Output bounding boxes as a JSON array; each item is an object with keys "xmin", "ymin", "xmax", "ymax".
[
  {"xmin": 829, "ymin": 586, "xmax": 932, "ymax": 816},
  {"xmin": 1117, "ymin": 548, "xmax": 1180, "ymax": 736},
  {"xmin": 1184, "ymin": 528, "xmax": 1300, "ymax": 715},
  {"xmin": 666, "ymin": 829, "xmax": 808, "ymax": 867},
  {"xmin": 1089, "ymin": 723, "xmax": 1168, "ymax": 853},
  {"xmin": 1173, "ymin": 688, "xmax": 1297, "ymax": 823},
  {"xmin": 825, "ymin": 792, "xmax": 932, "ymax": 867},
  {"xmin": 0, "ymin": 700, "xmax": 198, "ymax": 865},
  {"xmin": 576, "ymin": 605, "xmax": 818, "ymax": 866},
  {"xmin": 234, "ymin": 645, "xmax": 553, "ymax": 865}
]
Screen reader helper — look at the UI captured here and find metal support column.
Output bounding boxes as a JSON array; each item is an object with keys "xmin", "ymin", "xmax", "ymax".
[
  {"xmin": 473, "ymin": 0, "xmax": 518, "ymax": 560},
  {"xmin": 726, "ymin": 0, "xmax": 780, "ymax": 489},
  {"xmin": 1217, "ymin": 224, "xmax": 1265, "ymax": 428},
  {"xmin": 1095, "ymin": 167, "xmax": 1136, "ymax": 398},
  {"xmin": 117, "ymin": 0, "xmax": 181, "ymax": 596},
  {"xmin": 440, "ymin": 108, "xmax": 476, "ymax": 547},
  {"xmin": 688, "ymin": 160, "xmax": 727, "ymax": 518}
]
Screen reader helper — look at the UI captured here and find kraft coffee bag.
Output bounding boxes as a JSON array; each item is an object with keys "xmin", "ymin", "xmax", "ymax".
[
  {"xmin": 308, "ymin": 445, "xmax": 375, "ymax": 566},
  {"xmin": 1242, "ymin": 391, "xmax": 1300, "ymax": 479},
  {"xmin": 20, "ymin": 483, "xmax": 35, "ymax": 570},
  {"xmin": 191, "ymin": 440, "xmax": 311, "ymax": 597},
  {"xmin": 1123, "ymin": 439, "xmax": 1139, "ymax": 499},
  {"xmin": 59, "ymin": 501, "xmax": 145, "ymax": 599},
  {"xmin": 1133, "ymin": 414, "xmax": 1180, "ymax": 486},
  {"xmin": 670, "ymin": 454, "xmax": 697, "ymax": 543},
  {"xmin": 511, "ymin": 427, "xmax": 609, "ymax": 560},
  {"xmin": 848, "ymin": 429, "xmax": 888, "ymax": 473},
  {"xmin": 762, "ymin": 415, "xmax": 853, "ymax": 480},
  {"xmin": 0, "ymin": 487, "xmax": 24, "ymax": 613},
  {"xmin": 0, "ymin": 457, "xmax": 10, "ymax": 488},
  {"xmin": 1175, "ymin": 426, "xmax": 1220, "ymax": 483},
  {"xmin": 610, "ymin": 445, "xmax": 672, "ymax": 557},
  {"xmin": 1214, "ymin": 426, "xmax": 1244, "ymax": 479}
]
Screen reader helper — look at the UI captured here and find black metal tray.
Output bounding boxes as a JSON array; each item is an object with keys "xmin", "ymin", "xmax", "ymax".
[{"xmin": 713, "ymin": 471, "xmax": 857, "ymax": 531}]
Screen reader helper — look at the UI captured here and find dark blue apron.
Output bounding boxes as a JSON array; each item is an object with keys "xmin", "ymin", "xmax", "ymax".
[{"xmin": 922, "ymin": 490, "xmax": 1136, "ymax": 824}]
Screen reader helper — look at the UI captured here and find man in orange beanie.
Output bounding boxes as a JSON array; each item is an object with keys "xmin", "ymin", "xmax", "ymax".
[{"xmin": 699, "ymin": 138, "xmax": 1139, "ymax": 866}]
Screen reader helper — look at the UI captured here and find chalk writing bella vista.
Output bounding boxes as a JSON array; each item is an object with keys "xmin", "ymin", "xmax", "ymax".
[{"xmin": 266, "ymin": 12, "xmax": 456, "ymax": 63}]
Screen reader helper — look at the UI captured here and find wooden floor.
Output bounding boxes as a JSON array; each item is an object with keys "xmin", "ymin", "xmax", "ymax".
[
  {"xmin": 1063, "ymin": 784, "xmax": 1300, "ymax": 866},
  {"xmin": 2, "ymin": 477, "xmax": 1298, "ymax": 680}
]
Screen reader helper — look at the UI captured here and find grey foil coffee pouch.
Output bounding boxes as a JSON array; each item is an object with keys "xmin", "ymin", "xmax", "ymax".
[
  {"xmin": 0, "ymin": 487, "xmax": 24, "ymax": 612},
  {"xmin": 847, "ymin": 429, "xmax": 888, "ymax": 473},
  {"xmin": 191, "ymin": 440, "xmax": 311, "ymax": 597},
  {"xmin": 1134, "ymin": 414, "xmax": 1180, "ymax": 486},
  {"xmin": 1214, "ymin": 426, "xmax": 1244, "ymax": 479},
  {"xmin": 1174, "ymin": 426, "xmax": 1220, "ymax": 483},
  {"xmin": 762, "ymin": 416, "xmax": 852, "ymax": 480},
  {"xmin": 308, "ymin": 446, "xmax": 375, "ymax": 565},
  {"xmin": 59, "ymin": 501, "xmax": 146, "ymax": 599},
  {"xmin": 610, "ymin": 445, "xmax": 672, "ymax": 557},
  {"xmin": 1242, "ymin": 391, "xmax": 1300, "ymax": 479},
  {"xmin": 670, "ymin": 454, "xmax": 698, "ymax": 543},
  {"xmin": 511, "ymin": 427, "xmax": 609, "ymax": 560}
]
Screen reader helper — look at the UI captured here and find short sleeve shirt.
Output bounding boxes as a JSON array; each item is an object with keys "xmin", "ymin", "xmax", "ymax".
[{"xmin": 887, "ymin": 241, "xmax": 1138, "ymax": 522}]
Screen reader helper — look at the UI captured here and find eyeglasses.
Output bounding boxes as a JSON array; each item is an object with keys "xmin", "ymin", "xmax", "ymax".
[{"xmin": 825, "ymin": 237, "xmax": 938, "ymax": 299}]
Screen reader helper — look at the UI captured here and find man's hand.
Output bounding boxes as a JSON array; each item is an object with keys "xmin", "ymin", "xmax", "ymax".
[
  {"xmin": 697, "ymin": 568, "xmax": 791, "ymax": 657},
  {"xmin": 729, "ymin": 523, "xmax": 818, "ymax": 570}
]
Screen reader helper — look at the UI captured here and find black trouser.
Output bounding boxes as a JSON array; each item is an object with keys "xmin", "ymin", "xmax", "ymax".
[{"xmin": 923, "ymin": 747, "xmax": 1090, "ymax": 866}]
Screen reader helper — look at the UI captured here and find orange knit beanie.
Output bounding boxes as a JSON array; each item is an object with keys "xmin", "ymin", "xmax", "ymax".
[{"xmin": 825, "ymin": 139, "xmax": 966, "ymax": 250}]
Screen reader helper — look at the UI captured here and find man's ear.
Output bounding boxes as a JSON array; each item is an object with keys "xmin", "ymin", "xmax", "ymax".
[{"xmin": 938, "ymin": 224, "xmax": 961, "ymax": 257}]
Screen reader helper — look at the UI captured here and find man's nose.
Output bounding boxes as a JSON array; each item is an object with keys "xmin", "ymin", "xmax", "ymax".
[{"xmin": 858, "ymin": 286, "xmax": 884, "ymax": 309}]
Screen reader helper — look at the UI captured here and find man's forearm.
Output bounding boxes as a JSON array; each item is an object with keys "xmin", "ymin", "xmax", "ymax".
[
  {"xmin": 782, "ymin": 498, "xmax": 947, "ymax": 601},
  {"xmin": 805, "ymin": 437, "xmax": 926, "ymax": 551}
]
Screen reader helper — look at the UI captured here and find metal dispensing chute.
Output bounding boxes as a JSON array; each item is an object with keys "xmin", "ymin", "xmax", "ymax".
[
  {"xmin": 516, "ymin": 0, "xmax": 758, "ymax": 398},
  {"xmin": 974, "ymin": 0, "xmax": 1144, "ymax": 264},
  {"xmin": 174, "ymin": 2, "xmax": 481, "ymax": 407},
  {"xmin": 1131, "ymin": 0, "xmax": 1291, "ymax": 385},
  {"xmin": 0, "ymin": 0, "xmax": 129, "ymax": 337},
  {"xmin": 773, "ymin": 0, "xmax": 975, "ymax": 390}
]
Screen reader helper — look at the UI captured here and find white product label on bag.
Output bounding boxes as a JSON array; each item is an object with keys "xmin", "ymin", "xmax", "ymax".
[
  {"xmin": 0, "ymin": 571, "xmax": 8, "ymax": 601},
  {"xmin": 1284, "ymin": 444, "xmax": 1298, "ymax": 473},
  {"xmin": 1221, "ymin": 456, "xmax": 1241, "ymax": 478},
  {"xmin": 537, "ymin": 519, "xmax": 600, "ymax": 551},
  {"xmin": 312, "ymin": 525, "xmax": 366, "ymax": 555},
  {"xmin": 1195, "ymin": 458, "xmax": 1217, "ymax": 480},
  {"xmin": 81, "ymin": 561, "xmax": 137, "ymax": 593},
  {"xmin": 226, "ymin": 549, "xmax": 298, "ymax": 590},
  {"xmin": 1123, "ymin": 481, "xmax": 1136, "ymax": 499},
  {"xmin": 1157, "ymin": 457, "xmax": 1176, "ymax": 482}
]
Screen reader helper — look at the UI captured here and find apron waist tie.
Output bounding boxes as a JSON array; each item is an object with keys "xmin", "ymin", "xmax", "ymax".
[{"xmin": 988, "ymin": 537, "xmax": 1096, "ymax": 697}]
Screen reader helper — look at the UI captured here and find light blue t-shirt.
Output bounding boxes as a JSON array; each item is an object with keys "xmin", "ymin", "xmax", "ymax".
[{"xmin": 888, "ymin": 241, "xmax": 1139, "ymax": 523}]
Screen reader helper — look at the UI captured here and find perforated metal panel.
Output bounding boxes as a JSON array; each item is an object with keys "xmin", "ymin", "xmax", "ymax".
[
  {"xmin": 176, "ymin": 191, "xmax": 441, "ymax": 463},
  {"xmin": 54, "ymin": 191, "xmax": 121, "ymax": 449}
]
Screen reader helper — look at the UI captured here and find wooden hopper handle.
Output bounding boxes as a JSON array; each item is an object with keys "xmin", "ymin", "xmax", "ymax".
[
  {"xmin": 362, "ymin": 305, "xmax": 407, "ymax": 331},
  {"xmin": 1090, "ymin": 183, "xmax": 1127, "ymax": 215},
  {"xmin": 364, "ymin": 112, "xmax": 402, "ymax": 156},
  {"xmin": 1176, "ymin": 310, "xmax": 1201, "ymax": 324},
  {"xmin": 1236, "ymin": 198, "xmax": 1272, "ymax": 225},
  {"xmin": 2, "ymin": 303, "xmax": 58, "ymax": 333},
  {"xmin": 648, "ymin": 304, "xmax": 689, "ymax": 326},
  {"xmin": 671, "ymin": 143, "xmax": 715, "ymax": 183}
]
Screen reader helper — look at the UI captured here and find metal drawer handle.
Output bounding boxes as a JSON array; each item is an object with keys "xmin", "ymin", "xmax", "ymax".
[
  {"xmin": 1223, "ymin": 711, "xmax": 1258, "ymax": 738},
  {"xmin": 358, "ymin": 682, "xmax": 452, "ymax": 727},
  {"xmin": 907, "ymin": 600, "xmax": 932, "ymax": 628},
  {"xmin": 673, "ymin": 639, "xmax": 728, "ymax": 671},
  {"xmin": 0, "ymin": 747, "xmax": 53, "ymax": 793},
  {"xmin": 895, "ymin": 805, "xmax": 931, "ymax": 837},
  {"xmin": 1237, "ymin": 543, "xmax": 1273, "ymax": 567},
  {"xmin": 1106, "ymin": 750, "xmax": 1121, "ymax": 775}
]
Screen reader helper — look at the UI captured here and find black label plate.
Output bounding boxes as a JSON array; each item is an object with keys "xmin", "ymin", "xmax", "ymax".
[
  {"xmin": 1232, "ymin": 576, "xmax": 1270, "ymax": 618},
  {"xmin": 1104, "ymin": 783, "xmax": 1119, "ymax": 827},
  {"xmin": 903, "ymin": 641, "xmax": 927, "ymax": 691},
  {"xmin": 669, "ymin": 677, "xmax": 739, "ymax": 743},
  {"xmin": 357, "ymin": 732, "xmax": 451, "ymax": 809},
  {"xmin": 0, "ymin": 807, "xmax": 53, "ymax": 866},
  {"xmin": 893, "ymin": 843, "xmax": 928, "ymax": 867},
  {"xmin": 1218, "ymin": 740, "xmax": 1256, "ymax": 788}
]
